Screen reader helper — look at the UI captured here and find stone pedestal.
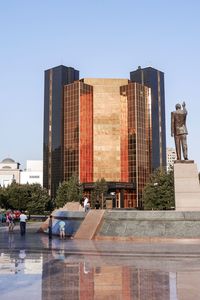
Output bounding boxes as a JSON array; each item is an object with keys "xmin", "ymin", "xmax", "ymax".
[{"xmin": 174, "ymin": 161, "xmax": 200, "ymax": 211}]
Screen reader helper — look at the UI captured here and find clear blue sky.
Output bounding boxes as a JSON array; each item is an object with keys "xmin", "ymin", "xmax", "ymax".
[{"xmin": 1, "ymin": 0, "xmax": 200, "ymax": 170}]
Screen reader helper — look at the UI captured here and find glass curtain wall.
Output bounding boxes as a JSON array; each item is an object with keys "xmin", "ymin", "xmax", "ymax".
[
  {"xmin": 63, "ymin": 81, "xmax": 93, "ymax": 182},
  {"xmin": 120, "ymin": 82, "xmax": 152, "ymax": 208}
]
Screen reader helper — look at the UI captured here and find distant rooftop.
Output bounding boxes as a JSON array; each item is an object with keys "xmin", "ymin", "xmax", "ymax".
[{"xmin": 1, "ymin": 158, "xmax": 15, "ymax": 164}]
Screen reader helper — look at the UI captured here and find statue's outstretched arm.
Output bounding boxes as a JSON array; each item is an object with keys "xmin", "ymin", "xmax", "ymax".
[{"xmin": 182, "ymin": 101, "xmax": 187, "ymax": 114}]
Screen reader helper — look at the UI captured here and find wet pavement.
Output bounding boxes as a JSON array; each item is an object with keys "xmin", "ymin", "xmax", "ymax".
[{"xmin": 1, "ymin": 222, "xmax": 200, "ymax": 299}]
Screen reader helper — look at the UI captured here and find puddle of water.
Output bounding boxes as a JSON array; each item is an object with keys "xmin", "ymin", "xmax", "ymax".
[{"xmin": 0, "ymin": 249, "xmax": 200, "ymax": 300}]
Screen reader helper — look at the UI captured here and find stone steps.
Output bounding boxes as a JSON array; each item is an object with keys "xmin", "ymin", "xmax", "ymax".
[{"xmin": 74, "ymin": 210, "xmax": 105, "ymax": 239}]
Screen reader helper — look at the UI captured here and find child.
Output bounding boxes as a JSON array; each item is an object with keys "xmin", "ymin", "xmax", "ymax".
[{"xmin": 58, "ymin": 220, "xmax": 65, "ymax": 239}]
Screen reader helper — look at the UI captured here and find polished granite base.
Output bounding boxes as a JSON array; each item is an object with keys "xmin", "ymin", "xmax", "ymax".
[
  {"xmin": 174, "ymin": 162, "xmax": 200, "ymax": 211},
  {"xmin": 97, "ymin": 210, "xmax": 200, "ymax": 240},
  {"xmin": 40, "ymin": 210, "xmax": 200, "ymax": 240}
]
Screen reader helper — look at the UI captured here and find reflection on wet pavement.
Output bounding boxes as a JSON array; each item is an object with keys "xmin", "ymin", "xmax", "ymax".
[
  {"xmin": 1, "ymin": 225, "xmax": 200, "ymax": 299},
  {"xmin": 1, "ymin": 247, "xmax": 200, "ymax": 299}
]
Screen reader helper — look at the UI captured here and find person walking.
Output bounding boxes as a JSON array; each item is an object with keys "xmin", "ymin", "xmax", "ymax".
[
  {"xmin": 48, "ymin": 215, "xmax": 53, "ymax": 239},
  {"xmin": 95, "ymin": 200, "xmax": 100, "ymax": 209},
  {"xmin": 8, "ymin": 211, "xmax": 15, "ymax": 232},
  {"xmin": 83, "ymin": 196, "xmax": 89, "ymax": 212},
  {"xmin": 19, "ymin": 211, "xmax": 27, "ymax": 236}
]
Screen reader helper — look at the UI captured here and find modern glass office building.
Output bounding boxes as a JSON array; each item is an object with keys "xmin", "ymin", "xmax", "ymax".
[
  {"xmin": 43, "ymin": 65, "xmax": 79, "ymax": 198},
  {"xmin": 43, "ymin": 66, "xmax": 166, "ymax": 208},
  {"xmin": 130, "ymin": 66, "xmax": 166, "ymax": 170}
]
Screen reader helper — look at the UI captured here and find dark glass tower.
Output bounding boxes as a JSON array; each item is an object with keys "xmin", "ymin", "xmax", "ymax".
[
  {"xmin": 130, "ymin": 67, "xmax": 166, "ymax": 170},
  {"xmin": 43, "ymin": 65, "xmax": 79, "ymax": 198}
]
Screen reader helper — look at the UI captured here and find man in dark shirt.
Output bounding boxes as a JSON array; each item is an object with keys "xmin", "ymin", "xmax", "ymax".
[
  {"xmin": 95, "ymin": 200, "xmax": 100, "ymax": 209},
  {"xmin": 48, "ymin": 215, "xmax": 53, "ymax": 239}
]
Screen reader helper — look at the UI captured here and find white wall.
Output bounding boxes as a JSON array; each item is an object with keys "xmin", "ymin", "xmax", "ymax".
[
  {"xmin": 0, "ymin": 170, "xmax": 21, "ymax": 187},
  {"xmin": 20, "ymin": 171, "xmax": 43, "ymax": 185},
  {"xmin": 26, "ymin": 160, "xmax": 43, "ymax": 171},
  {"xmin": 0, "ymin": 160, "xmax": 43, "ymax": 186}
]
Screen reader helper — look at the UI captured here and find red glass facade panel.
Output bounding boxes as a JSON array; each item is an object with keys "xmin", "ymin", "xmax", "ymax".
[
  {"xmin": 120, "ymin": 82, "xmax": 152, "ymax": 207},
  {"xmin": 79, "ymin": 83, "xmax": 93, "ymax": 182},
  {"xmin": 120, "ymin": 94, "xmax": 129, "ymax": 182},
  {"xmin": 63, "ymin": 82, "xmax": 79, "ymax": 180}
]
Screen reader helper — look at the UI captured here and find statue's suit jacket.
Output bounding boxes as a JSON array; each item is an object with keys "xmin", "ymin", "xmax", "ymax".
[{"xmin": 171, "ymin": 108, "xmax": 188, "ymax": 136}]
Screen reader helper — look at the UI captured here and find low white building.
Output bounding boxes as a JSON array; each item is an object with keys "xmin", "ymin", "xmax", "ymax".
[
  {"xmin": 0, "ymin": 158, "xmax": 43, "ymax": 187},
  {"xmin": 167, "ymin": 148, "xmax": 177, "ymax": 171},
  {"xmin": 0, "ymin": 158, "xmax": 21, "ymax": 187},
  {"xmin": 20, "ymin": 160, "xmax": 43, "ymax": 186}
]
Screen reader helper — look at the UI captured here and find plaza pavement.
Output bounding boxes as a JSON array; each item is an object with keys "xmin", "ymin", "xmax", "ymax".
[
  {"xmin": 2, "ymin": 221, "xmax": 200, "ymax": 300},
  {"xmin": 1, "ymin": 221, "xmax": 200, "ymax": 271}
]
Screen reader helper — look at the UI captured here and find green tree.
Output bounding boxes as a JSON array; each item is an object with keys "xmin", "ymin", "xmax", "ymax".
[
  {"xmin": 90, "ymin": 190, "xmax": 96, "ymax": 209},
  {"xmin": 142, "ymin": 168, "xmax": 174, "ymax": 210},
  {"xmin": 26, "ymin": 184, "xmax": 50, "ymax": 214},
  {"xmin": 2, "ymin": 182, "xmax": 50, "ymax": 214},
  {"xmin": 0, "ymin": 186, "xmax": 9, "ymax": 209},
  {"xmin": 93, "ymin": 178, "xmax": 108, "ymax": 208},
  {"xmin": 6, "ymin": 182, "xmax": 28, "ymax": 210},
  {"xmin": 55, "ymin": 174, "xmax": 83, "ymax": 208}
]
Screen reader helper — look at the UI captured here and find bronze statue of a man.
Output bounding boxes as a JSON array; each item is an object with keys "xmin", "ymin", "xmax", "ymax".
[{"xmin": 171, "ymin": 101, "xmax": 188, "ymax": 160}]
